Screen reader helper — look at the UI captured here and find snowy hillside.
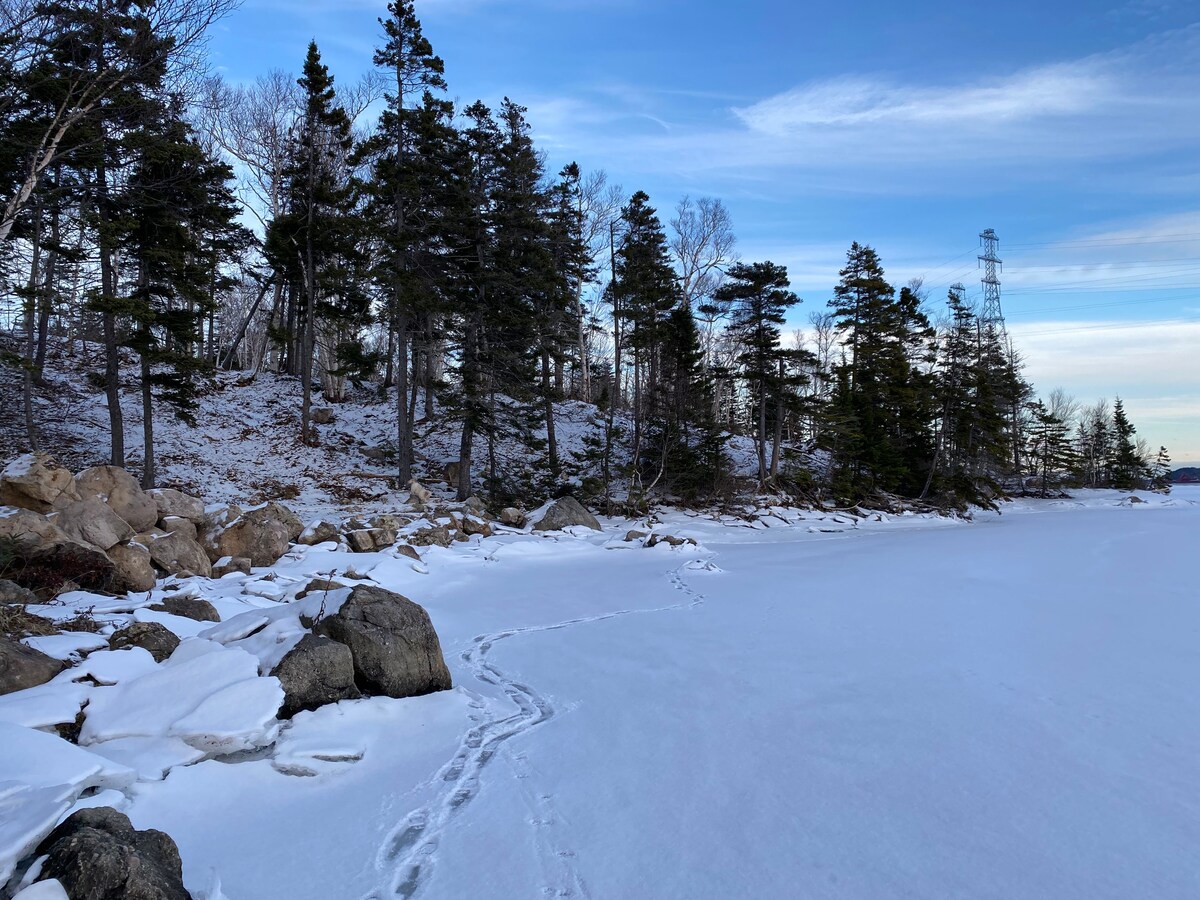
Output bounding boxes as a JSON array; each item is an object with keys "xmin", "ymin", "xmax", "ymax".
[{"xmin": 0, "ymin": 340, "xmax": 780, "ymax": 519}]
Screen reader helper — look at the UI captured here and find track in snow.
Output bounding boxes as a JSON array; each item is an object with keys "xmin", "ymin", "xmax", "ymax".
[{"xmin": 368, "ymin": 556, "xmax": 715, "ymax": 899}]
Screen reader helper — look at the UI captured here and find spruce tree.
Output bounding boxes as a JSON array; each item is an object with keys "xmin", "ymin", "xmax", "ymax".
[
  {"xmin": 365, "ymin": 0, "xmax": 447, "ymax": 483},
  {"xmin": 266, "ymin": 42, "xmax": 358, "ymax": 443},
  {"xmin": 716, "ymin": 260, "xmax": 802, "ymax": 486}
]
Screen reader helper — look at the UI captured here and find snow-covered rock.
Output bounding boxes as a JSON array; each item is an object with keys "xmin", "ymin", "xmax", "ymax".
[
  {"xmin": 532, "ymin": 496, "xmax": 601, "ymax": 532},
  {"xmin": 148, "ymin": 488, "xmax": 207, "ymax": 525},
  {"xmin": 0, "ymin": 454, "xmax": 79, "ymax": 513}
]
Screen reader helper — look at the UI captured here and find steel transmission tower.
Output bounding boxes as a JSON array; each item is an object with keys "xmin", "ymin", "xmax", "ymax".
[{"xmin": 978, "ymin": 228, "xmax": 1005, "ymax": 331}]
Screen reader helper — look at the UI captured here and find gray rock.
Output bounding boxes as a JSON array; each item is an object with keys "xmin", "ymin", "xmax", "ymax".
[
  {"xmin": 0, "ymin": 637, "xmax": 65, "ymax": 695},
  {"xmin": 395, "ymin": 544, "xmax": 421, "ymax": 562},
  {"xmin": 159, "ymin": 515, "xmax": 197, "ymax": 542},
  {"xmin": 109, "ymin": 622, "xmax": 179, "ymax": 663},
  {"xmin": 0, "ymin": 578, "xmax": 37, "ymax": 604},
  {"xmin": 0, "ymin": 452, "xmax": 80, "ymax": 512},
  {"xmin": 458, "ymin": 516, "xmax": 492, "ymax": 537},
  {"xmin": 36, "ymin": 806, "xmax": 189, "ymax": 900},
  {"xmin": 499, "ymin": 507, "xmax": 526, "ymax": 528},
  {"xmin": 74, "ymin": 465, "xmax": 158, "ymax": 532},
  {"xmin": 201, "ymin": 502, "xmax": 299, "ymax": 567},
  {"xmin": 148, "ymin": 488, "xmax": 206, "ymax": 525},
  {"xmin": 149, "ymin": 597, "xmax": 220, "ymax": 623},
  {"xmin": 212, "ymin": 556, "xmax": 252, "ymax": 578},
  {"xmin": 138, "ymin": 527, "xmax": 212, "ymax": 579},
  {"xmin": 624, "ymin": 530, "xmax": 648, "ymax": 542},
  {"xmin": 271, "ymin": 634, "xmax": 361, "ymax": 718},
  {"xmin": 409, "ymin": 525, "xmax": 451, "ymax": 548},
  {"xmin": 463, "ymin": 495, "xmax": 487, "ymax": 517},
  {"xmin": 311, "ymin": 407, "xmax": 335, "ymax": 425},
  {"xmin": 51, "ymin": 498, "xmax": 135, "ymax": 551},
  {"xmin": 298, "ymin": 520, "xmax": 340, "ymax": 546},
  {"xmin": 297, "ymin": 578, "xmax": 347, "ymax": 599},
  {"xmin": 345, "ymin": 530, "xmax": 376, "ymax": 553},
  {"xmin": 313, "ymin": 585, "xmax": 452, "ymax": 698},
  {"xmin": 532, "ymin": 496, "xmax": 601, "ymax": 532},
  {"xmin": 106, "ymin": 542, "xmax": 158, "ymax": 593},
  {"xmin": 0, "ymin": 507, "xmax": 70, "ymax": 554}
]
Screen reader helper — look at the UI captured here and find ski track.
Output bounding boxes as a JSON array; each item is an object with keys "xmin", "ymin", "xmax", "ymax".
[{"xmin": 368, "ymin": 555, "xmax": 713, "ymax": 899}]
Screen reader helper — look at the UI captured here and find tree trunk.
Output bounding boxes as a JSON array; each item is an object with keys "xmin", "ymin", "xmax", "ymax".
[
  {"xmin": 96, "ymin": 161, "xmax": 124, "ymax": 467},
  {"xmin": 396, "ymin": 314, "xmax": 412, "ymax": 484},
  {"xmin": 542, "ymin": 348, "xmax": 559, "ymax": 477},
  {"xmin": 22, "ymin": 202, "xmax": 43, "ymax": 450},
  {"xmin": 140, "ymin": 351, "xmax": 155, "ymax": 489}
]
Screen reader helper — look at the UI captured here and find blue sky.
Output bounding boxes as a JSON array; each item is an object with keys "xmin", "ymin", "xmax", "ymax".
[{"xmin": 209, "ymin": 0, "xmax": 1200, "ymax": 463}]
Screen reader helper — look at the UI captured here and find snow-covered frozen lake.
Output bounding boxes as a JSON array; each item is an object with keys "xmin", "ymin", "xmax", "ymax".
[{"xmin": 123, "ymin": 491, "xmax": 1200, "ymax": 899}]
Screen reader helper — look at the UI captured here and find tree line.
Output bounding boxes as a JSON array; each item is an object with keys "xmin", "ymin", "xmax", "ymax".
[{"xmin": 0, "ymin": 0, "xmax": 1168, "ymax": 508}]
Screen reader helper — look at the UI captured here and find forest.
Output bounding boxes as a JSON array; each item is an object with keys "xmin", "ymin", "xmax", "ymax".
[{"xmin": 0, "ymin": 0, "xmax": 1173, "ymax": 512}]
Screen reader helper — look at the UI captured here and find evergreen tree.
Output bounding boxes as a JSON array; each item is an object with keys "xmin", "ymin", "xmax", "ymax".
[
  {"xmin": 613, "ymin": 190, "xmax": 679, "ymax": 484},
  {"xmin": 265, "ymin": 42, "xmax": 359, "ymax": 443},
  {"xmin": 716, "ymin": 260, "xmax": 802, "ymax": 486},
  {"xmin": 1151, "ymin": 446, "xmax": 1172, "ymax": 492},
  {"xmin": 824, "ymin": 243, "xmax": 936, "ymax": 499},
  {"xmin": 120, "ymin": 102, "xmax": 246, "ymax": 487},
  {"xmin": 1026, "ymin": 400, "xmax": 1075, "ymax": 497},
  {"xmin": 1110, "ymin": 397, "xmax": 1143, "ymax": 490},
  {"xmin": 363, "ymin": 0, "xmax": 447, "ymax": 483}
]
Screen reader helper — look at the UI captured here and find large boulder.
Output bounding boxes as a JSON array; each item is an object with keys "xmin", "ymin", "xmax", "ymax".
[
  {"xmin": 532, "ymin": 496, "xmax": 601, "ymax": 532},
  {"xmin": 51, "ymin": 499, "xmax": 134, "ymax": 551},
  {"xmin": 211, "ymin": 556, "xmax": 251, "ymax": 578},
  {"xmin": 298, "ymin": 520, "xmax": 340, "ymax": 546},
  {"xmin": 258, "ymin": 502, "xmax": 303, "ymax": 543},
  {"xmin": 0, "ymin": 578, "xmax": 37, "ymax": 604},
  {"xmin": 36, "ymin": 807, "xmax": 190, "ymax": 900},
  {"xmin": 137, "ymin": 527, "xmax": 212, "ymax": 579},
  {"xmin": 346, "ymin": 527, "xmax": 397, "ymax": 554},
  {"xmin": 201, "ymin": 502, "xmax": 299, "ymax": 567},
  {"xmin": 74, "ymin": 466, "xmax": 158, "ymax": 532},
  {"xmin": 409, "ymin": 525, "xmax": 451, "ymax": 548},
  {"xmin": 271, "ymin": 634, "xmax": 361, "ymax": 718},
  {"xmin": 0, "ymin": 507, "xmax": 69, "ymax": 554},
  {"xmin": 148, "ymin": 488, "xmax": 206, "ymax": 525},
  {"xmin": 106, "ymin": 542, "xmax": 158, "ymax": 593},
  {"xmin": 313, "ymin": 585, "xmax": 452, "ymax": 698},
  {"xmin": 149, "ymin": 596, "xmax": 219, "ymax": 623},
  {"xmin": 0, "ymin": 453, "xmax": 79, "ymax": 512},
  {"xmin": 0, "ymin": 637, "xmax": 65, "ymax": 695},
  {"xmin": 109, "ymin": 622, "xmax": 179, "ymax": 663},
  {"xmin": 499, "ymin": 507, "xmax": 527, "ymax": 528}
]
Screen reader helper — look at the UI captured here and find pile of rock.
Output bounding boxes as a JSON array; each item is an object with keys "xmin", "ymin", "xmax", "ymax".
[{"xmin": 0, "ymin": 453, "xmax": 304, "ymax": 597}]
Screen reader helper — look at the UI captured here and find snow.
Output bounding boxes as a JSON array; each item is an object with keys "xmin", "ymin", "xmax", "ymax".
[
  {"xmin": 21, "ymin": 632, "xmax": 108, "ymax": 660},
  {"xmin": 0, "ymin": 680, "xmax": 91, "ymax": 730},
  {"xmin": 70, "ymin": 647, "xmax": 158, "ymax": 686},
  {"xmin": 78, "ymin": 644, "xmax": 281, "ymax": 753},
  {"xmin": 11, "ymin": 880, "xmax": 69, "ymax": 900},
  {"xmin": 3, "ymin": 488, "xmax": 1199, "ymax": 897},
  {"xmin": 0, "ymin": 723, "xmax": 135, "ymax": 885}
]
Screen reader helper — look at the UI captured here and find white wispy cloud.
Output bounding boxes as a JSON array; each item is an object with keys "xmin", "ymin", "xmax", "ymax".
[
  {"xmin": 733, "ymin": 63, "xmax": 1112, "ymax": 134},
  {"xmin": 521, "ymin": 25, "xmax": 1200, "ymax": 190}
]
